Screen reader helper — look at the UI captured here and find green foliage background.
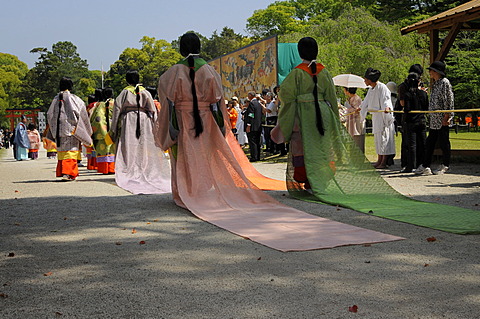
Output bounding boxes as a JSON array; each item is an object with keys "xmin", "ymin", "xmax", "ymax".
[{"xmin": 0, "ymin": 0, "xmax": 478, "ymax": 128}]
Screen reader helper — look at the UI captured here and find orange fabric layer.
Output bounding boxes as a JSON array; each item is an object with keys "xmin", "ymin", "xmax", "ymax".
[
  {"xmin": 96, "ymin": 161, "xmax": 115, "ymax": 174},
  {"xmin": 225, "ymin": 131, "xmax": 286, "ymax": 191},
  {"xmin": 87, "ymin": 157, "xmax": 97, "ymax": 170},
  {"xmin": 56, "ymin": 159, "xmax": 78, "ymax": 178}
]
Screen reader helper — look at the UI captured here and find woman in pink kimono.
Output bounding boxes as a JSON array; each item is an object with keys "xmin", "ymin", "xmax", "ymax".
[
  {"xmin": 110, "ymin": 71, "xmax": 171, "ymax": 194},
  {"xmin": 153, "ymin": 33, "xmax": 401, "ymax": 252}
]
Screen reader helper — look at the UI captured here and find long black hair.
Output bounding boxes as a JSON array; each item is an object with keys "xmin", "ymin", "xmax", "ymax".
[
  {"xmin": 180, "ymin": 32, "xmax": 203, "ymax": 137},
  {"xmin": 298, "ymin": 37, "xmax": 324, "ymax": 135}
]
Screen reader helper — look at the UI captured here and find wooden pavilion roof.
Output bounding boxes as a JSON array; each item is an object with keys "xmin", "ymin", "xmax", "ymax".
[{"xmin": 401, "ymin": 0, "xmax": 480, "ymax": 34}]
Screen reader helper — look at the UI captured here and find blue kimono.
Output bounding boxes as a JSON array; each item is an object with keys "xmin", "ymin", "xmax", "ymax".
[{"xmin": 14, "ymin": 122, "xmax": 30, "ymax": 160}]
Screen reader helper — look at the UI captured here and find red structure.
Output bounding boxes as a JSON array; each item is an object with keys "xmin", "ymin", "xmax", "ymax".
[{"xmin": 5, "ymin": 108, "xmax": 41, "ymax": 131}]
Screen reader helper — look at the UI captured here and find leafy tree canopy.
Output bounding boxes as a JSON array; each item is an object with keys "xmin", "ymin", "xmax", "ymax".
[
  {"xmin": 280, "ymin": 7, "xmax": 427, "ymax": 86},
  {"xmin": 107, "ymin": 36, "xmax": 182, "ymax": 95},
  {"xmin": 20, "ymin": 41, "xmax": 93, "ymax": 110},
  {"xmin": 0, "ymin": 53, "xmax": 29, "ymax": 127}
]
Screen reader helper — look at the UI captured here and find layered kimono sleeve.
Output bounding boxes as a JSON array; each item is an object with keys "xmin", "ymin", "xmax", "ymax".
[
  {"xmin": 206, "ymin": 67, "xmax": 228, "ymax": 132},
  {"xmin": 70, "ymin": 94, "xmax": 93, "ymax": 147},
  {"xmin": 141, "ymin": 90, "xmax": 157, "ymax": 119},
  {"xmin": 110, "ymin": 90, "xmax": 127, "ymax": 141},
  {"xmin": 155, "ymin": 66, "xmax": 181, "ymax": 150},
  {"xmin": 276, "ymin": 69, "xmax": 300, "ymax": 142},
  {"xmin": 319, "ymin": 69, "xmax": 339, "ymax": 117},
  {"xmin": 46, "ymin": 95, "xmax": 61, "ymax": 141}
]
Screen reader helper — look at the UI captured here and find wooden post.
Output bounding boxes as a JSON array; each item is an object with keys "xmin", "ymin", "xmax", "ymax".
[{"xmin": 438, "ymin": 23, "xmax": 462, "ymax": 61}]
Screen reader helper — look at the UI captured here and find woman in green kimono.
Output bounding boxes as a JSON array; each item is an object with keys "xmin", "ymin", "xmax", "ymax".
[
  {"xmin": 272, "ymin": 36, "xmax": 355, "ymax": 197},
  {"xmin": 272, "ymin": 37, "xmax": 399, "ymax": 202},
  {"xmin": 90, "ymin": 87, "xmax": 115, "ymax": 174},
  {"xmin": 271, "ymin": 37, "xmax": 480, "ymax": 235}
]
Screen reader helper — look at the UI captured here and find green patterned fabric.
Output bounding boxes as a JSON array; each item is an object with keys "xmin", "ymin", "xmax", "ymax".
[
  {"xmin": 90, "ymin": 100, "xmax": 115, "ymax": 157},
  {"xmin": 279, "ymin": 67, "xmax": 480, "ymax": 234}
]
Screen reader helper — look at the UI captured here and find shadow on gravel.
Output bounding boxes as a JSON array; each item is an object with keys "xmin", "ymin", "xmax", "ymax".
[{"xmin": 1, "ymin": 193, "xmax": 479, "ymax": 318}]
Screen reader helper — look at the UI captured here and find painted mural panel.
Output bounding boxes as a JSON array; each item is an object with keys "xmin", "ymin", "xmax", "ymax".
[{"xmin": 209, "ymin": 36, "xmax": 278, "ymax": 101}]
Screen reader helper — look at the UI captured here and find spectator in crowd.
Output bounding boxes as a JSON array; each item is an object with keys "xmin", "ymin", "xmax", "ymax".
[
  {"xmin": 343, "ymin": 87, "xmax": 365, "ymax": 153},
  {"xmin": 227, "ymin": 100, "xmax": 238, "ymax": 135},
  {"xmin": 245, "ymin": 91, "xmax": 264, "ymax": 162},
  {"xmin": 415, "ymin": 61, "xmax": 454, "ymax": 175},
  {"xmin": 232, "ymin": 97, "xmax": 248, "ymax": 147},
  {"xmin": 397, "ymin": 63, "xmax": 424, "ymax": 171},
  {"xmin": 263, "ymin": 92, "xmax": 278, "ymax": 154},
  {"xmin": 359, "ymin": 68, "xmax": 395, "ymax": 169},
  {"xmin": 401, "ymin": 72, "xmax": 428, "ymax": 173}
]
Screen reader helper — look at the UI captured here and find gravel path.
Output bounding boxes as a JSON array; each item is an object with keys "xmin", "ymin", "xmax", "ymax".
[{"xmin": 1, "ymin": 149, "xmax": 479, "ymax": 319}]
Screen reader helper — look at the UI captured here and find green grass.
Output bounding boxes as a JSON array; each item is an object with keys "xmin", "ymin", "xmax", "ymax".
[
  {"xmin": 253, "ymin": 131, "xmax": 480, "ymax": 164},
  {"xmin": 365, "ymin": 131, "xmax": 480, "ymax": 162}
]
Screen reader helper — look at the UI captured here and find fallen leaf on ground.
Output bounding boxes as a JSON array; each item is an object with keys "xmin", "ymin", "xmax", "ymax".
[
  {"xmin": 146, "ymin": 222, "xmax": 151, "ymax": 225},
  {"xmin": 426, "ymin": 237, "xmax": 437, "ymax": 242},
  {"xmin": 348, "ymin": 305, "xmax": 358, "ymax": 313},
  {"xmin": 424, "ymin": 264, "xmax": 430, "ymax": 267},
  {"xmin": 139, "ymin": 241, "xmax": 146, "ymax": 245},
  {"xmin": 132, "ymin": 228, "xmax": 137, "ymax": 234},
  {"xmin": 14, "ymin": 190, "xmax": 19, "ymax": 193},
  {"xmin": 43, "ymin": 272, "xmax": 53, "ymax": 276},
  {"xmin": 153, "ymin": 219, "xmax": 159, "ymax": 222}
]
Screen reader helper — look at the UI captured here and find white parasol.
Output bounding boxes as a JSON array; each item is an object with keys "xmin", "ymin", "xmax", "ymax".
[{"xmin": 332, "ymin": 74, "xmax": 368, "ymax": 89}]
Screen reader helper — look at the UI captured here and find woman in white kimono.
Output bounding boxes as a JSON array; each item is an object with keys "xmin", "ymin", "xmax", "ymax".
[
  {"xmin": 359, "ymin": 68, "xmax": 395, "ymax": 168},
  {"xmin": 110, "ymin": 71, "xmax": 171, "ymax": 194}
]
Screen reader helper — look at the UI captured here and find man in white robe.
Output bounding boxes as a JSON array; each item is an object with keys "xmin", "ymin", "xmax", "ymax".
[{"xmin": 359, "ymin": 68, "xmax": 395, "ymax": 168}]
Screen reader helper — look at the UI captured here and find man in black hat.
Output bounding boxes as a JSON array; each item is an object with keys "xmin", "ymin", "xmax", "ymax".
[{"xmin": 415, "ymin": 60, "xmax": 454, "ymax": 175}]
